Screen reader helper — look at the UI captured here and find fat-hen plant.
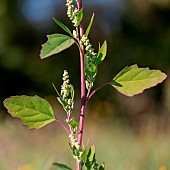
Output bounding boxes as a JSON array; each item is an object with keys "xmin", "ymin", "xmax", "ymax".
[{"xmin": 3, "ymin": 0, "xmax": 167, "ymax": 170}]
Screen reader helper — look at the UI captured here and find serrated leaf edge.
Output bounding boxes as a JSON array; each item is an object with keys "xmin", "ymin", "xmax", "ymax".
[
  {"xmin": 112, "ymin": 65, "xmax": 167, "ymax": 97},
  {"xmin": 3, "ymin": 95, "xmax": 56, "ymax": 129},
  {"xmin": 40, "ymin": 34, "xmax": 75, "ymax": 59}
]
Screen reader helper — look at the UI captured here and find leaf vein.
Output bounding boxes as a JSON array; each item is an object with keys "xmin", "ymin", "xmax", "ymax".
[{"xmin": 9, "ymin": 103, "xmax": 53, "ymax": 118}]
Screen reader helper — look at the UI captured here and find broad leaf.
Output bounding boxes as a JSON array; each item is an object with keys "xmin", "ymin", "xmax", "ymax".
[
  {"xmin": 85, "ymin": 13, "xmax": 94, "ymax": 37},
  {"xmin": 40, "ymin": 34, "xmax": 75, "ymax": 59},
  {"xmin": 77, "ymin": 8, "xmax": 84, "ymax": 26},
  {"xmin": 96, "ymin": 40, "xmax": 107, "ymax": 65},
  {"xmin": 53, "ymin": 18, "xmax": 73, "ymax": 37},
  {"xmin": 53, "ymin": 162, "xmax": 72, "ymax": 170},
  {"xmin": 3, "ymin": 95, "xmax": 56, "ymax": 129},
  {"xmin": 111, "ymin": 65, "xmax": 167, "ymax": 97}
]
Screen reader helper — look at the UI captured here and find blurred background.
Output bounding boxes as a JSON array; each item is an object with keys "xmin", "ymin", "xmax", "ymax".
[{"xmin": 0, "ymin": 0, "xmax": 170, "ymax": 169}]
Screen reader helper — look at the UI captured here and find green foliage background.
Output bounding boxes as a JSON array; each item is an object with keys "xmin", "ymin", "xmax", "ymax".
[{"xmin": 0, "ymin": 0, "xmax": 170, "ymax": 169}]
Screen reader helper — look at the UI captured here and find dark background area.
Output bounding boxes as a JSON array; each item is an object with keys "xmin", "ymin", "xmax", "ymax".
[
  {"xmin": 0, "ymin": 0, "xmax": 170, "ymax": 169},
  {"xmin": 0, "ymin": 0, "xmax": 169, "ymax": 121}
]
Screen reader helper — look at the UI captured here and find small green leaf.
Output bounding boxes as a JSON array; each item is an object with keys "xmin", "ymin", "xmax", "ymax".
[
  {"xmin": 85, "ymin": 145, "xmax": 96, "ymax": 170},
  {"xmin": 57, "ymin": 97, "xmax": 68, "ymax": 107},
  {"xmin": 53, "ymin": 162, "xmax": 72, "ymax": 170},
  {"xmin": 40, "ymin": 34, "xmax": 75, "ymax": 59},
  {"xmin": 99, "ymin": 163, "xmax": 105, "ymax": 170},
  {"xmin": 70, "ymin": 85, "xmax": 74, "ymax": 101},
  {"xmin": 77, "ymin": 8, "xmax": 83, "ymax": 25},
  {"xmin": 81, "ymin": 148, "xmax": 88, "ymax": 161},
  {"xmin": 3, "ymin": 95, "xmax": 56, "ymax": 129},
  {"xmin": 96, "ymin": 40, "xmax": 107, "ymax": 65},
  {"xmin": 70, "ymin": 121, "xmax": 78, "ymax": 128},
  {"xmin": 53, "ymin": 18, "xmax": 73, "ymax": 37},
  {"xmin": 85, "ymin": 63, "xmax": 97, "ymax": 82},
  {"xmin": 88, "ymin": 145, "xmax": 95, "ymax": 162},
  {"xmin": 85, "ymin": 13, "xmax": 94, "ymax": 37},
  {"xmin": 73, "ymin": 146, "xmax": 79, "ymax": 157},
  {"xmin": 85, "ymin": 63, "xmax": 98, "ymax": 89},
  {"xmin": 111, "ymin": 64, "xmax": 167, "ymax": 97}
]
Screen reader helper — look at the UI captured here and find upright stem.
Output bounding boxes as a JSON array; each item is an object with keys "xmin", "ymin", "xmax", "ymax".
[
  {"xmin": 77, "ymin": 0, "xmax": 85, "ymax": 170},
  {"xmin": 78, "ymin": 47, "xmax": 85, "ymax": 147}
]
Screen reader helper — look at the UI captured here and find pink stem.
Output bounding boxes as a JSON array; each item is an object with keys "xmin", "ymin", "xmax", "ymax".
[
  {"xmin": 86, "ymin": 88, "xmax": 91, "ymax": 99},
  {"xmin": 55, "ymin": 120, "xmax": 70, "ymax": 135},
  {"xmin": 87, "ymin": 82, "xmax": 111, "ymax": 102},
  {"xmin": 78, "ymin": 48, "xmax": 86, "ymax": 146},
  {"xmin": 77, "ymin": 1, "xmax": 85, "ymax": 170}
]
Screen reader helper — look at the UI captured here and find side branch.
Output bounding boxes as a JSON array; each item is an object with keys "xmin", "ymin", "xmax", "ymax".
[
  {"xmin": 55, "ymin": 119, "xmax": 70, "ymax": 135},
  {"xmin": 87, "ymin": 82, "xmax": 111, "ymax": 102}
]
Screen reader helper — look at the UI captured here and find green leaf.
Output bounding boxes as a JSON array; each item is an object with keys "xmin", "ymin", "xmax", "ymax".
[
  {"xmin": 85, "ymin": 13, "xmax": 94, "ymax": 37},
  {"xmin": 85, "ymin": 145, "xmax": 96, "ymax": 169},
  {"xmin": 57, "ymin": 97, "xmax": 68, "ymax": 107},
  {"xmin": 70, "ymin": 121, "xmax": 78, "ymax": 128},
  {"xmin": 111, "ymin": 64, "xmax": 167, "ymax": 97},
  {"xmin": 53, "ymin": 18, "xmax": 73, "ymax": 37},
  {"xmin": 99, "ymin": 163, "xmax": 105, "ymax": 170},
  {"xmin": 85, "ymin": 63, "xmax": 98, "ymax": 89},
  {"xmin": 53, "ymin": 162, "xmax": 72, "ymax": 170},
  {"xmin": 77, "ymin": 8, "xmax": 83, "ymax": 25},
  {"xmin": 40, "ymin": 34, "xmax": 75, "ymax": 59},
  {"xmin": 73, "ymin": 146, "xmax": 79, "ymax": 157},
  {"xmin": 96, "ymin": 40, "xmax": 107, "ymax": 65},
  {"xmin": 3, "ymin": 95, "xmax": 56, "ymax": 129},
  {"xmin": 81, "ymin": 148, "xmax": 89, "ymax": 161},
  {"xmin": 70, "ymin": 85, "xmax": 74, "ymax": 101},
  {"xmin": 85, "ymin": 63, "xmax": 97, "ymax": 82},
  {"xmin": 88, "ymin": 145, "xmax": 95, "ymax": 162}
]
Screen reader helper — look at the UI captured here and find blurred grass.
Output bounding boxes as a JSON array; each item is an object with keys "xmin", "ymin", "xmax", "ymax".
[
  {"xmin": 0, "ymin": 1, "xmax": 170, "ymax": 170},
  {"xmin": 1, "ymin": 109, "xmax": 170, "ymax": 170}
]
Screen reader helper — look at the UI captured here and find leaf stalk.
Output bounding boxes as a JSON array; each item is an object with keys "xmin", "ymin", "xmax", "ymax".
[
  {"xmin": 87, "ymin": 82, "xmax": 111, "ymax": 102},
  {"xmin": 56, "ymin": 119, "xmax": 71, "ymax": 135}
]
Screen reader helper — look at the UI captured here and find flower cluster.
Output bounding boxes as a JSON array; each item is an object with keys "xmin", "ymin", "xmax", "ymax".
[
  {"xmin": 73, "ymin": 30, "xmax": 79, "ymax": 39},
  {"xmin": 59, "ymin": 70, "xmax": 74, "ymax": 115},
  {"xmin": 69, "ymin": 133, "xmax": 80, "ymax": 149},
  {"xmin": 66, "ymin": 0, "xmax": 79, "ymax": 27},
  {"xmin": 80, "ymin": 35, "xmax": 96, "ymax": 58},
  {"xmin": 80, "ymin": 35, "xmax": 98, "ymax": 89},
  {"xmin": 69, "ymin": 133, "xmax": 83, "ymax": 162}
]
